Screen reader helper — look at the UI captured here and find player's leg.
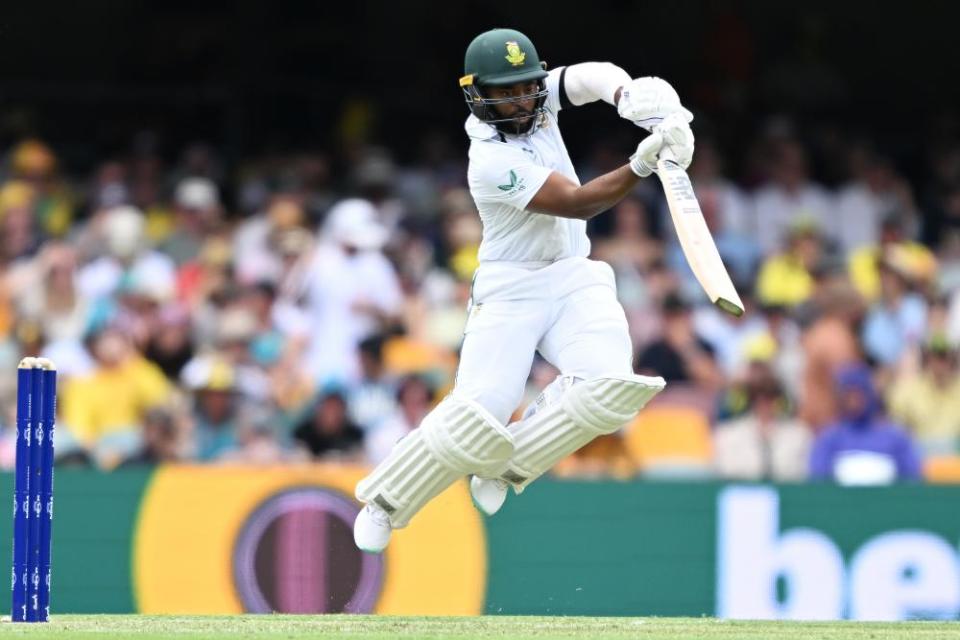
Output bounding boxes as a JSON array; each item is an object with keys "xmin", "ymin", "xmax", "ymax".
[
  {"xmin": 353, "ymin": 393, "xmax": 515, "ymax": 551},
  {"xmin": 514, "ymin": 278, "xmax": 666, "ymax": 487},
  {"xmin": 354, "ymin": 298, "xmax": 545, "ymax": 551},
  {"xmin": 472, "ymin": 272, "xmax": 664, "ymax": 511}
]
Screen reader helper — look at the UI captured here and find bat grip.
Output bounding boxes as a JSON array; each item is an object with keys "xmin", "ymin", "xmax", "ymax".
[{"xmin": 658, "ymin": 144, "xmax": 677, "ymax": 164}]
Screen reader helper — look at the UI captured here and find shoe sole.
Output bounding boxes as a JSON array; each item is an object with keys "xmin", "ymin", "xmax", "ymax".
[
  {"xmin": 469, "ymin": 477, "xmax": 505, "ymax": 517},
  {"xmin": 356, "ymin": 545, "xmax": 386, "ymax": 554}
]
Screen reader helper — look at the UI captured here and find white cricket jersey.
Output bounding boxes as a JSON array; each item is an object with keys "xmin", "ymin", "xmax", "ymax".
[{"xmin": 465, "ymin": 67, "xmax": 590, "ymax": 263}]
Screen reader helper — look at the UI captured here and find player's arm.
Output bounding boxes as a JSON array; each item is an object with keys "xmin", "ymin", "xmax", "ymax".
[
  {"xmin": 557, "ymin": 62, "xmax": 631, "ymax": 108},
  {"xmin": 528, "ymin": 162, "xmax": 645, "ymax": 221},
  {"xmin": 559, "ymin": 63, "xmax": 693, "ymax": 131},
  {"xmin": 528, "ymin": 111, "xmax": 693, "ymax": 220}
]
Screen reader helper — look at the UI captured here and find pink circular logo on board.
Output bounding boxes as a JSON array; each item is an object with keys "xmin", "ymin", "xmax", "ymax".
[{"xmin": 232, "ymin": 487, "xmax": 383, "ymax": 613}]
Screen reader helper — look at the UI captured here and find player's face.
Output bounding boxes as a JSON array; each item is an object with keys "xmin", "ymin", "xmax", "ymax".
[{"xmin": 487, "ymin": 81, "xmax": 539, "ymax": 124}]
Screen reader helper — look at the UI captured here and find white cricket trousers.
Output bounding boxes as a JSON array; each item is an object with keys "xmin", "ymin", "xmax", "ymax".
[{"xmin": 454, "ymin": 256, "xmax": 634, "ymax": 424}]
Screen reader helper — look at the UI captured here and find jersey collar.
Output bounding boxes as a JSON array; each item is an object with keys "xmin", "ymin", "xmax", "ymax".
[{"xmin": 464, "ymin": 114, "xmax": 499, "ymax": 140}]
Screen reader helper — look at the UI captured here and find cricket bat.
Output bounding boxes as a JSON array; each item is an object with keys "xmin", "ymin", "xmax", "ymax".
[{"xmin": 657, "ymin": 151, "xmax": 745, "ymax": 316}]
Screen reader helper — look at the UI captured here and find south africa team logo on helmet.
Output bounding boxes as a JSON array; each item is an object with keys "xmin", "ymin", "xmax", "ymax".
[{"xmin": 504, "ymin": 41, "xmax": 525, "ymax": 66}]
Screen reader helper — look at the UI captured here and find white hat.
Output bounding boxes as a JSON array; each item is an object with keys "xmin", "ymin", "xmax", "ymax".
[
  {"xmin": 216, "ymin": 308, "xmax": 257, "ymax": 344},
  {"xmin": 104, "ymin": 205, "xmax": 146, "ymax": 259},
  {"xmin": 175, "ymin": 177, "xmax": 219, "ymax": 210},
  {"xmin": 324, "ymin": 198, "xmax": 388, "ymax": 250},
  {"xmin": 180, "ymin": 354, "xmax": 236, "ymax": 392}
]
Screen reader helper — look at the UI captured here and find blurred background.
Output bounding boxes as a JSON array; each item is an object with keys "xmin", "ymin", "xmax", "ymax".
[
  {"xmin": 4, "ymin": 1, "xmax": 960, "ymax": 619},
  {"xmin": 1, "ymin": 0, "xmax": 958, "ymax": 480}
]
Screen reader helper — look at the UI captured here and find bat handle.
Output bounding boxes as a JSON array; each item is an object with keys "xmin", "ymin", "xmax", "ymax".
[{"xmin": 658, "ymin": 144, "xmax": 677, "ymax": 164}]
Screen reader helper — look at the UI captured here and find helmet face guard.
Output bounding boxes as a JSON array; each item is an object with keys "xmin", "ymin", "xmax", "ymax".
[{"xmin": 461, "ymin": 78, "xmax": 548, "ymax": 136}]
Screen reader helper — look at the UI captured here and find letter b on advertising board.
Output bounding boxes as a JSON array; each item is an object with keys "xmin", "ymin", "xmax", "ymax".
[{"xmin": 716, "ymin": 486, "xmax": 960, "ymax": 621}]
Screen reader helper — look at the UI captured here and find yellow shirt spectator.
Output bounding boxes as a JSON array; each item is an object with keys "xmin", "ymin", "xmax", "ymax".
[
  {"xmin": 887, "ymin": 372, "xmax": 960, "ymax": 454},
  {"xmin": 756, "ymin": 254, "xmax": 813, "ymax": 307},
  {"xmin": 849, "ymin": 242, "xmax": 937, "ymax": 302},
  {"xmin": 62, "ymin": 354, "xmax": 171, "ymax": 447}
]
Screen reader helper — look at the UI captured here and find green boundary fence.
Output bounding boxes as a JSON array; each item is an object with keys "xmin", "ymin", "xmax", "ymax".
[{"xmin": 3, "ymin": 470, "xmax": 959, "ymax": 620}]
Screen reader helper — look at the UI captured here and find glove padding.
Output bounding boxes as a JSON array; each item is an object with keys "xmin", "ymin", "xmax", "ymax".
[
  {"xmin": 617, "ymin": 76, "xmax": 693, "ymax": 131},
  {"xmin": 655, "ymin": 112, "xmax": 695, "ymax": 170},
  {"xmin": 629, "ymin": 132, "xmax": 664, "ymax": 178}
]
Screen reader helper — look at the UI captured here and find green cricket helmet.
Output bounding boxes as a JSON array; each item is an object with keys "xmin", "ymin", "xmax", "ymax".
[{"xmin": 459, "ymin": 28, "xmax": 549, "ymax": 135}]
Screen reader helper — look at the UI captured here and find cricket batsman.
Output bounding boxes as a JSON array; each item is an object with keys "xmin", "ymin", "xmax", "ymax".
[{"xmin": 354, "ymin": 28, "xmax": 695, "ymax": 552}]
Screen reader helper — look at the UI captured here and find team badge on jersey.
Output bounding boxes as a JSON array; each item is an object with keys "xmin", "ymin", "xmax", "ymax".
[
  {"xmin": 497, "ymin": 169, "xmax": 526, "ymax": 194},
  {"xmin": 504, "ymin": 41, "xmax": 526, "ymax": 66}
]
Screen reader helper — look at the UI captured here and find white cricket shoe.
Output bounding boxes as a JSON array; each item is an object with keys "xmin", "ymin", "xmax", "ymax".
[
  {"xmin": 353, "ymin": 503, "xmax": 392, "ymax": 553},
  {"xmin": 470, "ymin": 476, "xmax": 509, "ymax": 516}
]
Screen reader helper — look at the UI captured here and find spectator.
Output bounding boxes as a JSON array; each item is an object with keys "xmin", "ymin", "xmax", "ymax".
[
  {"xmin": 232, "ymin": 194, "xmax": 307, "ymax": 284},
  {"xmin": 13, "ymin": 242, "xmax": 88, "ymax": 343},
  {"xmin": 402, "ymin": 254, "xmax": 473, "ymax": 354},
  {"xmin": 687, "ymin": 138, "xmax": 753, "ymax": 237},
  {"xmin": 365, "ymin": 376, "xmax": 434, "ymax": 465},
  {"xmin": 351, "ymin": 149, "xmax": 406, "ymax": 233},
  {"xmin": 798, "ymin": 283, "xmax": 865, "ymax": 429},
  {"xmin": 752, "ymin": 139, "xmax": 833, "ymax": 254},
  {"xmin": 637, "ymin": 292, "xmax": 723, "ymax": 391},
  {"xmin": 809, "ymin": 364, "xmax": 921, "ymax": 484},
  {"xmin": 119, "ymin": 407, "xmax": 181, "ymax": 466},
  {"xmin": 88, "ymin": 161, "xmax": 129, "ymax": 211},
  {"xmin": 348, "ymin": 335, "xmax": 399, "ymax": 433},
  {"xmin": 293, "ymin": 389, "xmax": 364, "ymax": 460},
  {"xmin": 233, "ymin": 281, "xmax": 313, "ymax": 416},
  {"xmin": 849, "ymin": 215, "xmax": 937, "ymax": 303},
  {"xmin": 76, "ymin": 205, "xmax": 176, "ymax": 306},
  {"xmin": 755, "ymin": 221, "xmax": 823, "ymax": 308},
  {"xmin": 887, "ymin": 334, "xmax": 960, "ymax": 456},
  {"xmin": 593, "ymin": 194, "xmax": 661, "ymax": 303},
  {"xmin": 861, "ymin": 251, "xmax": 928, "ymax": 369},
  {"xmin": 438, "ymin": 189, "xmax": 483, "ymax": 281},
  {"xmin": 60, "ymin": 325, "xmax": 172, "ymax": 468},
  {"xmin": 295, "ymin": 198, "xmax": 402, "ymax": 386},
  {"xmin": 162, "ymin": 178, "xmax": 223, "ymax": 266},
  {"xmin": 714, "ymin": 364, "xmax": 811, "ymax": 481},
  {"xmin": 180, "ymin": 354, "xmax": 244, "ymax": 461},
  {"xmin": 0, "ymin": 180, "xmax": 41, "ymax": 262},
  {"xmin": 219, "ymin": 407, "xmax": 292, "ymax": 465},
  {"xmin": 693, "ymin": 292, "xmax": 768, "ymax": 377},
  {"xmin": 9, "ymin": 139, "xmax": 73, "ymax": 238},
  {"xmin": 760, "ymin": 304, "xmax": 805, "ymax": 401},
  {"xmin": 143, "ymin": 304, "xmax": 194, "ymax": 381},
  {"xmin": 629, "ymin": 258, "xmax": 682, "ymax": 350},
  {"xmin": 835, "ymin": 147, "xmax": 919, "ymax": 253}
]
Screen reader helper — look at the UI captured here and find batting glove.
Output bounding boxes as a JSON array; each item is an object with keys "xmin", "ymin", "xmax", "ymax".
[
  {"xmin": 655, "ymin": 113, "xmax": 695, "ymax": 170},
  {"xmin": 629, "ymin": 132, "xmax": 664, "ymax": 178},
  {"xmin": 617, "ymin": 76, "xmax": 693, "ymax": 131}
]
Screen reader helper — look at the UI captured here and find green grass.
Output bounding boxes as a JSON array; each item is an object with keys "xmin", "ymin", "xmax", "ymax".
[{"xmin": 0, "ymin": 615, "xmax": 956, "ymax": 639}]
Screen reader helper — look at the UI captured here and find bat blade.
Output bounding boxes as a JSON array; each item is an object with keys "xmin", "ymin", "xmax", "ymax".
[{"xmin": 657, "ymin": 157, "xmax": 744, "ymax": 317}]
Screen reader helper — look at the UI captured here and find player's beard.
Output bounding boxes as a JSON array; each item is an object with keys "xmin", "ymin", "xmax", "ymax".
[{"xmin": 503, "ymin": 108, "xmax": 535, "ymax": 136}]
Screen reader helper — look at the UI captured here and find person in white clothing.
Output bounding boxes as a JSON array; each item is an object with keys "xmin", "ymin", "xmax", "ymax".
[
  {"xmin": 353, "ymin": 28, "xmax": 695, "ymax": 552},
  {"xmin": 297, "ymin": 198, "xmax": 403, "ymax": 386},
  {"xmin": 751, "ymin": 139, "xmax": 833, "ymax": 254}
]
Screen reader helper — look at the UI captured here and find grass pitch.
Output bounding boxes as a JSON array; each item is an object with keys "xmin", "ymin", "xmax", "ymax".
[{"xmin": 0, "ymin": 615, "xmax": 956, "ymax": 639}]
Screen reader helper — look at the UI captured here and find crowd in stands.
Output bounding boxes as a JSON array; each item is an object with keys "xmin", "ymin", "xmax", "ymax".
[{"xmin": 0, "ymin": 121, "xmax": 959, "ymax": 485}]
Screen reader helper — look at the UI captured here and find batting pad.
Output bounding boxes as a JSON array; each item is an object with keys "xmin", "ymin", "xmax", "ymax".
[
  {"xmin": 356, "ymin": 395, "xmax": 514, "ymax": 527},
  {"xmin": 501, "ymin": 374, "xmax": 665, "ymax": 492}
]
